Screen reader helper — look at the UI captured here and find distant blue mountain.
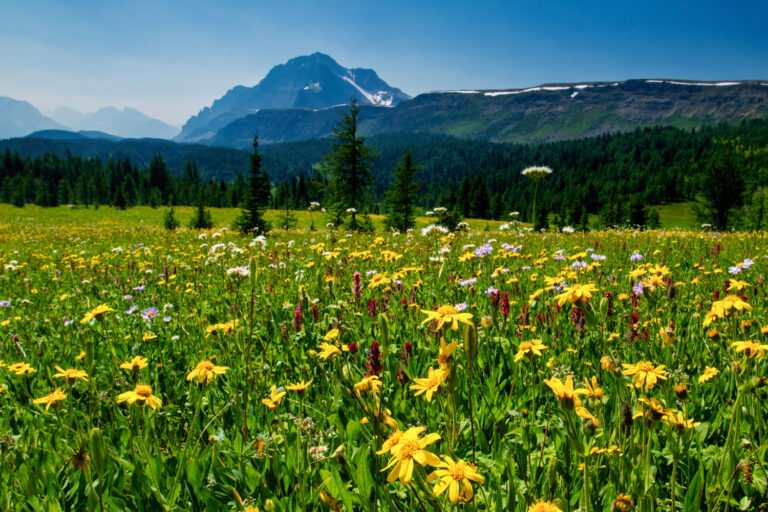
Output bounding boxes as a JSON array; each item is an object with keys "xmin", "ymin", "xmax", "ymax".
[
  {"xmin": 50, "ymin": 106, "xmax": 179, "ymax": 139},
  {"xmin": 177, "ymin": 52, "xmax": 410, "ymax": 142},
  {"xmin": 0, "ymin": 96, "xmax": 66, "ymax": 139}
]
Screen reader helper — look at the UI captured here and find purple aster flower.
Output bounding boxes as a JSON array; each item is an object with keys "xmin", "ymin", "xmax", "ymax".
[
  {"xmin": 163, "ymin": 316, "xmax": 172, "ymax": 323},
  {"xmin": 123, "ymin": 295, "xmax": 133, "ymax": 301},
  {"xmin": 632, "ymin": 281, "xmax": 644, "ymax": 295},
  {"xmin": 485, "ymin": 286, "xmax": 499, "ymax": 295},
  {"xmin": 474, "ymin": 243, "xmax": 493, "ymax": 258},
  {"xmin": 456, "ymin": 302, "xmax": 468, "ymax": 312},
  {"xmin": 0, "ymin": 300, "xmax": 10, "ymax": 307},
  {"xmin": 630, "ymin": 252, "xmax": 643, "ymax": 262},
  {"xmin": 125, "ymin": 305, "xmax": 138, "ymax": 315},
  {"xmin": 459, "ymin": 278, "xmax": 477, "ymax": 287},
  {"xmin": 133, "ymin": 284, "xmax": 145, "ymax": 292},
  {"xmin": 141, "ymin": 307, "xmax": 158, "ymax": 321}
]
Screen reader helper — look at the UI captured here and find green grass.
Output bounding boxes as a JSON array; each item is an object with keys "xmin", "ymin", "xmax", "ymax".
[
  {"xmin": 0, "ymin": 204, "xmax": 509, "ymax": 232},
  {"xmin": 656, "ymin": 201, "xmax": 698, "ymax": 229}
]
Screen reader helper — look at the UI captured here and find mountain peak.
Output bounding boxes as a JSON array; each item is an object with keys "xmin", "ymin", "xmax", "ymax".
[{"xmin": 177, "ymin": 53, "xmax": 410, "ymax": 142}]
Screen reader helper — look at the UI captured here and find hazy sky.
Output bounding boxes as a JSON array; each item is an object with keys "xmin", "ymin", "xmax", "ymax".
[{"xmin": 2, "ymin": 0, "xmax": 766, "ymax": 126}]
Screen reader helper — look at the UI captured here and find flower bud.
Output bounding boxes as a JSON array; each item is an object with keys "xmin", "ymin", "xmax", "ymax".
[
  {"xmin": 89, "ymin": 427, "xmax": 106, "ymax": 476},
  {"xmin": 463, "ymin": 323, "xmax": 478, "ymax": 363}
]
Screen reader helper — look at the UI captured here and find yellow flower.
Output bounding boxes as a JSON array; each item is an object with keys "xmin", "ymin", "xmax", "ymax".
[
  {"xmin": 553, "ymin": 283, "xmax": 598, "ymax": 307},
  {"xmin": 317, "ymin": 342, "xmax": 342, "ymax": 360},
  {"xmin": 7, "ymin": 362, "xmax": 36, "ymax": 375},
  {"xmin": 186, "ymin": 359, "xmax": 229, "ymax": 383},
  {"xmin": 142, "ymin": 333, "xmax": 157, "ymax": 342},
  {"xmin": 698, "ymin": 366, "xmax": 720, "ymax": 383},
  {"xmin": 663, "ymin": 411, "xmax": 701, "ymax": 432},
  {"xmin": 369, "ymin": 273, "xmax": 391, "ymax": 288},
  {"xmin": 427, "ymin": 456, "xmax": 484, "ymax": 504},
  {"xmin": 261, "ymin": 386, "xmax": 286, "ymax": 411},
  {"xmin": 703, "ymin": 295, "xmax": 752, "ymax": 327},
  {"xmin": 354, "ymin": 375, "xmax": 382, "ymax": 394},
  {"xmin": 528, "ymin": 499, "xmax": 563, "ymax": 512},
  {"xmin": 360, "ymin": 398, "xmax": 398, "ymax": 429},
  {"xmin": 323, "ymin": 328, "xmax": 340, "ymax": 342},
  {"xmin": 117, "ymin": 383, "xmax": 162, "ymax": 409},
  {"xmin": 514, "ymin": 339, "xmax": 548, "ymax": 362},
  {"xmin": 120, "ymin": 355, "xmax": 149, "ymax": 372},
  {"xmin": 543, "ymin": 376, "xmax": 588, "ymax": 411},
  {"xmin": 52, "ymin": 366, "xmax": 89, "ymax": 382},
  {"xmin": 728, "ymin": 279, "xmax": 749, "ymax": 291},
  {"xmin": 622, "ymin": 360, "xmax": 667, "ymax": 391},
  {"xmin": 75, "ymin": 351, "xmax": 87, "ymax": 361},
  {"xmin": 33, "ymin": 387, "xmax": 67, "ymax": 410},
  {"xmin": 731, "ymin": 340, "xmax": 768, "ymax": 359},
  {"xmin": 612, "ymin": 494, "xmax": 634, "ymax": 512},
  {"xmin": 410, "ymin": 367, "xmax": 448, "ymax": 402},
  {"xmin": 437, "ymin": 337, "xmax": 457, "ymax": 369},
  {"xmin": 377, "ymin": 429, "xmax": 405, "ymax": 455},
  {"xmin": 381, "ymin": 427, "xmax": 441, "ymax": 485},
  {"xmin": 286, "ymin": 379, "xmax": 313, "ymax": 394},
  {"xmin": 637, "ymin": 397, "xmax": 672, "ymax": 421},
  {"xmin": 421, "ymin": 305, "xmax": 474, "ymax": 332},
  {"xmin": 80, "ymin": 303, "xmax": 114, "ymax": 324},
  {"xmin": 205, "ymin": 320, "xmax": 238, "ymax": 335},
  {"xmin": 584, "ymin": 376, "xmax": 604, "ymax": 400}
]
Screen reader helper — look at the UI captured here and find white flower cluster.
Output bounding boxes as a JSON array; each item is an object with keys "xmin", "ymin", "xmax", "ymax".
[{"xmin": 521, "ymin": 166, "xmax": 554, "ymax": 179}]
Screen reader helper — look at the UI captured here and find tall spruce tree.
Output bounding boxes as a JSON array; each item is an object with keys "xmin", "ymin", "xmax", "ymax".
[
  {"xmin": 322, "ymin": 99, "xmax": 378, "ymax": 230},
  {"xmin": 385, "ymin": 151, "xmax": 419, "ymax": 232},
  {"xmin": 234, "ymin": 136, "xmax": 271, "ymax": 235}
]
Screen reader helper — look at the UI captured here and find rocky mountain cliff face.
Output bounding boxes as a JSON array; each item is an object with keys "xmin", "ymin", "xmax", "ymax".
[
  {"xmin": 176, "ymin": 52, "xmax": 410, "ymax": 142},
  {"xmin": 199, "ymin": 79, "xmax": 768, "ymax": 148}
]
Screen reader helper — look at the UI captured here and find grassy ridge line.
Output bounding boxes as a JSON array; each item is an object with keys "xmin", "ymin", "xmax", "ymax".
[{"xmin": 0, "ymin": 203, "xmax": 698, "ymax": 231}]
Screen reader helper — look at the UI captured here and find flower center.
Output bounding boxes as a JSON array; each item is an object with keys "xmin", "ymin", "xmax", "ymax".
[
  {"xmin": 448, "ymin": 463, "xmax": 467, "ymax": 481},
  {"xmin": 519, "ymin": 342, "xmax": 533, "ymax": 351},
  {"xmin": 636, "ymin": 361, "xmax": 654, "ymax": 372},
  {"xmin": 135, "ymin": 384, "xmax": 152, "ymax": 397},
  {"xmin": 398, "ymin": 438, "xmax": 421, "ymax": 459},
  {"xmin": 199, "ymin": 361, "xmax": 214, "ymax": 371},
  {"xmin": 437, "ymin": 305, "xmax": 458, "ymax": 316}
]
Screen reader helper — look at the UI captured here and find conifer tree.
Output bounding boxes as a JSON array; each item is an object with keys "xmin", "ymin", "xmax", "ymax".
[
  {"xmin": 190, "ymin": 191, "xmax": 213, "ymax": 229},
  {"xmin": 385, "ymin": 151, "xmax": 419, "ymax": 232},
  {"xmin": 322, "ymin": 99, "xmax": 378, "ymax": 230},
  {"xmin": 234, "ymin": 136, "xmax": 271, "ymax": 234}
]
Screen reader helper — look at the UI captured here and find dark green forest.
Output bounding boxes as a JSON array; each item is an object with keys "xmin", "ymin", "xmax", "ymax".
[{"xmin": 2, "ymin": 119, "xmax": 768, "ymax": 228}]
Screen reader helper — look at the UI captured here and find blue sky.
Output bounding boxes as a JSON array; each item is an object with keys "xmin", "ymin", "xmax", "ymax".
[{"xmin": 1, "ymin": 0, "xmax": 766, "ymax": 126}]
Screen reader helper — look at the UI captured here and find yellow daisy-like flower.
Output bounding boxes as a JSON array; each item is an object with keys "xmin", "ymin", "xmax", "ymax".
[
  {"xmin": 186, "ymin": 359, "xmax": 229, "ymax": 384},
  {"xmin": 261, "ymin": 385, "xmax": 286, "ymax": 411},
  {"xmin": 80, "ymin": 303, "xmax": 114, "ymax": 324},
  {"xmin": 437, "ymin": 337, "xmax": 457, "ymax": 369},
  {"xmin": 421, "ymin": 305, "xmax": 474, "ymax": 332},
  {"xmin": 381, "ymin": 427, "xmax": 441, "ymax": 485},
  {"xmin": 52, "ymin": 366, "xmax": 89, "ymax": 382},
  {"xmin": 731, "ymin": 340, "xmax": 768, "ymax": 359},
  {"xmin": 7, "ymin": 362, "xmax": 36, "ymax": 375},
  {"xmin": 323, "ymin": 328, "xmax": 340, "ymax": 342},
  {"xmin": 528, "ymin": 499, "xmax": 563, "ymax": 512},
  {"xmin": 142, "ymin": 333, "xmax": 157, "ymax": 342},
  {"xmin": 33, "ymin": 387, "xmax": 67, "ymax": 410},
  {"xmin": 703, "ymin": 295, "xmax": 752, "ymax": 327},
  {"xmin": 317, "ymin": 342, "xmax": 342, "ymax": 360},
  {"xmin": 698, "ymin": 366, "xmax": 720, "ymax": 383},
  {"xmin": 637, "ymin": 397, "xmax": 673, "ymax": 421},
  {"xmin": 205, "ymin": 320, "xmax": 238, "ymax": 335},
  {"xmin": 427, "ymin": 456, "xmax": 485, "ymax": 504},
  {"xmin": 369, "ymin": 272, "xmax": 391, "ymax": 288},
  {"xmin": 120, "ymin": 355, "xmax": 149, "ymax": 372},
  {"xmin": 360, "ymin": 398, "xmax": 398, "ymax": 429},
  {"xmin": 286, "ymin": 379, "xmax": 313, "ymax": 394},
  {"xmin": 514, "ymin": 339, "xmax": 548, "ymax": 363},
  {"xmin": 663, "ymin": 411, "xmax": 701, "ymax": 432},
  {"xmin": 75, "ymin": 351, "xmax": 87, "ymax": 361},
  {"xmin": 354, "ymin": 375, "xmax": 382, "ymax": 394},
  {"xmin": 584, "ymin": 376, "xmax": 604, "ymax": 401},
  {"xmin": 410, "ymin": 367, "xmax": 448, "ymax": 402},
  {"xmin": 622, "ymin": 360, "xmax": 667, "ymax": 391},
  {"xmin": 376, "ymin": 429, "xmax": 405, "ymax": 455},
  {"xmin": 117, "ymin": 383, "xmax": 162, "ymax": 409},
  {"xmin": 543, "ymin": 375, "xmax": 588, "ymax": 411},
  {"xmin": 553, "ymin": 283, "xmax": 599, "ymax": 307}
]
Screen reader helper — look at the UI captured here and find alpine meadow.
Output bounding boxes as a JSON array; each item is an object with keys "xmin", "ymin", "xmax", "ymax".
[{"xmin": 2, "ymin": 3, "xmax": 768, "ymax": 511}]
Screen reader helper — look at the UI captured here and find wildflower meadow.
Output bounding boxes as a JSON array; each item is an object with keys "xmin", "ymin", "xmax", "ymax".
[{"xmin": 1, "ymin": 212, "xmax": 767, "ymax": 511}]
